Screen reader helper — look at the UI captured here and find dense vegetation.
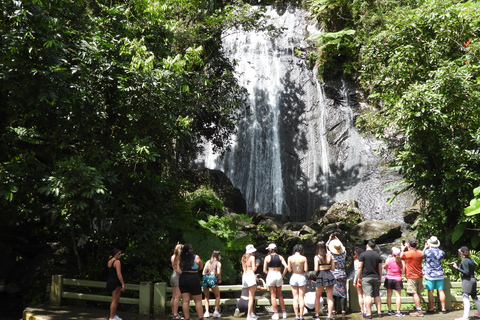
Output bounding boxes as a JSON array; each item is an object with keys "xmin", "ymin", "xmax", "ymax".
[
  {"xmin": 1, "ymin": 0, "xmax": 480, "ymax": 314},
  {"xmin": 306, "ymin": 0, "xmax": 480, "ymax": 247},
  {"xmin": 0, "ymin": 0, "xmax": 268, "ymax": 312}
]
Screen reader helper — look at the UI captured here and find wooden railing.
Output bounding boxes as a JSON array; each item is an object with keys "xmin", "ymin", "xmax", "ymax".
[{"xmin": 51, "ymin": 275, "xmax": 463, "ymax": 316}]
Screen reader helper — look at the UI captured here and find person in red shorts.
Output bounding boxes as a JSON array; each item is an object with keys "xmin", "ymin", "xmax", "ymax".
[{"xmin": 400, "ymin": 238, "xmax": 424, "ymax": 317}]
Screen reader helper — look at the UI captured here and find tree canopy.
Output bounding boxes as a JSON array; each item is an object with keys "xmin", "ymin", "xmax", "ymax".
[{"xmin": 0, "ymin": 0, "xmax": 267, "ymax": 305}]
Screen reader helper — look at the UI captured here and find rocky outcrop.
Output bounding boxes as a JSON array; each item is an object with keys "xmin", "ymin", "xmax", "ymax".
[{"xmin": 350, "ymin": 219, "xmax": 402, "ymax": 244}]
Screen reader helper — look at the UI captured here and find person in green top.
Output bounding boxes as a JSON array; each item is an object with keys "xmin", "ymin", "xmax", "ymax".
[{"xmin": 452, "ymin": 246, "xmax": 480, "ymax": 320}]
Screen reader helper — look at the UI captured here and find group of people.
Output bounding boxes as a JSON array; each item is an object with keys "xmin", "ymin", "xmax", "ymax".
[
  {"xmin": 355, "ymin": 236, "xmax": 480, "ymax": 320},
  {"xmin": 105, "ymin": 236, "xmax": 480, "ymax": 320},
  {"xmin": 240, "ymin": 234, "xmax": 346, "ymax": 320}
]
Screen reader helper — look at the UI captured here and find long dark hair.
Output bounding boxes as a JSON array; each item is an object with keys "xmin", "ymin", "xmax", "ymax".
[
  {"xmin": 180, "ymin": 243, "xmax": 194, "ymax": 269},
  {"xmin": 316, "ymin": 241, "xmax": 328, "ymax": 264},
  {"xmin": 109, "ymin": 248, "xmax": 121, "ymax": 259}
]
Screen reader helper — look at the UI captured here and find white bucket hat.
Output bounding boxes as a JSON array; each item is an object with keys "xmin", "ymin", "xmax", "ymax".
[{"xmin": 245, "ymin": 244, "xmax": 257, "ymax": 254}]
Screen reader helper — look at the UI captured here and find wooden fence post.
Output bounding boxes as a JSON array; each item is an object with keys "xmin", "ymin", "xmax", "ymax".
[
  {"xmin": 154, "ymin": 282, "xmax": 167, "ymax": 317},
  {"xmin": 50, "ymin": 275, "xmax": 63, "ymax": 306},
  {"xmin": 348, "ymin": 279, "xmax": 360, "ymax": 313},
  {"xmin": 444, "ymin": 277, "xmax": 452, "ymax": 311},
  {"xmin": 139, "ymin": 281, "xmax": 153, "ymax": 316}
]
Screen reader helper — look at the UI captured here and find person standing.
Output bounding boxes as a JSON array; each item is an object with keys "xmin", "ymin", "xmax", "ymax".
[
  {"xmin": 452, "ymin": 246, "xmax": 480, "ymax": 320},
  {"xmin": 313, "ymin": 241, "xmax": 335, "ymax": 320},
  {"xmin": 242, "ymin": 244, "xmax": 259, "ymax": 320},
  {"xmin": 287, "ymin": 244, "xmax": 308, "ymax": 320},
  {"xmin": 400, "ymin": 238, "xmax": 424, "ymax": 317},
  {"xmin": 179, "ymin": 243, "xmax": 204, "ymax": 320},
  {"xmin": 171, "ymin": 243, "xmax": 184, "ymax": 320},
  {"xmin": 202, "ymin": 250, "xmax": 222, "ymax": 318},
  {"xmin": 422, "ymin": 236, "xmax": 447, "ymax": 314},
  {"xmin": 327, "ymin": 234, "xmax": 347, "ymax": 316},
  {"xmin": 263, "ymin": 243, "xmax": 288, "ymax": 320},
  {"xmin": 353, "ymin": 247, "xmax": 366, "ymax": 316},
  {"xmin": 357, "ymin": 240, "xmax": 383, "ymax": 319},
  {"xmin": 383, "ymin": 247, "xmax": 404, "ymax": 317},
  {"xmin": 106, "ymin": 248, "xmax": 125, "ymax": 320}
]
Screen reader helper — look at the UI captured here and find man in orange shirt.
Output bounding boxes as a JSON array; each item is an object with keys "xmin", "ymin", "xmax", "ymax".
[{"xmin": 401, "ymin": 238, "xmax": 424, "ymax": 317}]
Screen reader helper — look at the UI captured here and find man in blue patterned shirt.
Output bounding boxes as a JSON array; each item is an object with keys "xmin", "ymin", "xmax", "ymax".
[{"xmin": 422, "ymin": 236, "xmax": 447, "ymax": 314}]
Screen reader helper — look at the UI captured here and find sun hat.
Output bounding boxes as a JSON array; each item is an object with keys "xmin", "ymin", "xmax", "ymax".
[
  {"xmin": 427, "ymin": 236, "xmax": 440, "ymax": 248},
  {"xmin": 391, "ymin": 247, "xmax": 401, "ymax": 256},
  {"xmin": 266, "ymin": 243, "xmax": 277, "ymax": 250},
  {"xmin": 245, "ymin": 244, "xmax": 257, "ymax": 254},
  {"xmin": 328, "ymin": 239, "xmax": 345, "ymax": 255}
]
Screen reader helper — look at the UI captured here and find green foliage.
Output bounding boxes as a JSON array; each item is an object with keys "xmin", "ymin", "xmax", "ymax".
[
  {"xmin": 0, "ymin": 0, "xmax": 270, "ymax": 303},
  {"xmin": 185, "ymin": 186, "xmax": 225, "ymax": 220},
  {"xmin": 195, "ymin": 214, "xmax": 253, "ymax": 283},
  {"xmin": 465, "ymin": 186, "xmax": 480, "ymax": 216}
]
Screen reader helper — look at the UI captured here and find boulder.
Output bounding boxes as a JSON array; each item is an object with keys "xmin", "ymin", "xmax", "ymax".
[
  {"xmin": 322, "ymin": 200, "xmax": 364, "ymax": 228},
  {"xmin": 350, "ymin": 219, "xmax": 402, "ymax": 244},
  {"xmin": 403, "ymin": 203, "xmax": 422, "ymax": 224}
]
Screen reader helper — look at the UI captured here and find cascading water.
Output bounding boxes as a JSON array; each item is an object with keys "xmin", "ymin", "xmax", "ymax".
[{"xmin": 197, "ymin": 5, "xmax": 414, "ymax": 222}]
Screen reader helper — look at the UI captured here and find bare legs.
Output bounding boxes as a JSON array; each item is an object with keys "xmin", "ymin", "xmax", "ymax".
[
  {"xmin": 172, "ymin": 286, "xmax": 182, "ymax": 317},
  {"xmin": 356, "ymin": 286, "xmax": 365, "ymax": 314},
  {"xmin": 247, "ymin": 285, "xmax": 257, "ymax": 317},
  {"xmin": 428, "ymin": 289, "xmax": 446, "ymax": 311},
  {"xmin": 211, "ymin": 286, "xmax": 221, "ymax": 313},
  {"xmin": 269, "ymin": 286, "xmax": 285, "ymax": 313},
  {"xmin": 182, "ymin": 293, "xmax": 204, "ymax": 320},
  {"xmin": 110, "ymin": 287, "xmax": 121, "ymax": 319},
  {"xmin": 315, "ymin": 286, "xmax": 334, "ymax": 318},
  {"xmin": 291, "ymin": 286, "xmax": 306, "ymax": 319}
]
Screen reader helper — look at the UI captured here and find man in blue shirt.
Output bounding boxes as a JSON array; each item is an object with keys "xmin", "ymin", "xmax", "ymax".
[{"xmin": 422, "ymin": 236, "xmax": 446, "ymax": 314}]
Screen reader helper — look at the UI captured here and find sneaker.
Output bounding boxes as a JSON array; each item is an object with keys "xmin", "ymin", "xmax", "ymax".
[
  {"xmin": 377, "ymin": 314, "xmax": 382, "ymax": 318},
  {"xmin": 213, "ymin": 311, "xmax": 221, "ymax": 318},
  {"xmin": 272, "ymin": 313, "xmax": 279, "ymax": 320},
  {"xmin": 474, "ymin": 313, "xmax": 480, "ymax": 318},
  {"xmin": 204, "ymin": 312, "xmax": 210, "ymax": 318},
  {"xmin": 251, "ymin": 313, "xmax": 258, "ymax": 320},
  {"xmin": 234, "ymin": 309, "xmax": 240, "ymax": 318},
  {"xmin": 283, "ymin": 312, "xmax": 288, "ymax": 319},
  {"xmin": 303, "ymin": 307, "xmax": 308, "ymax": 315},
  {"xmin": 395, "ymin": 312, "xmax": 404, "ymax": 317},
  {"xmin": 313, "ymin": 315, "xmax": 319, "ymax": 320},
  {"xmin": 363, "ymin": 315, "xmax": 372, "ymax": 319},
  {"xmin": 441, "ymin": 310, "xmax": 448, "ymax": 314},
  {"xmin": 387, "ymin": 310, "xmax": 395, "ymax": 316},
  {"xmin": 425, "ymin": 310, "xmax": 435, "ymax": 314},
  {"xmin": 409, "ymin": 311, "xmax": 424, "ymax": 317},
  {"xmin": 114, "ymin": 316, "xmax": 122, "ymax": 320}
]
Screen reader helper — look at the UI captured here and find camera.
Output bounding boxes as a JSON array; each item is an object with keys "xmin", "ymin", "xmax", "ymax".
[{"xmin": 450, "ymin": 260, "xmax": 458, "ymax": 265}]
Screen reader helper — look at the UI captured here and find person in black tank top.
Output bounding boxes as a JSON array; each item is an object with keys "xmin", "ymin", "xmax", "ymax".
[
  {"xmin": 106, "ymin": 248, "xmax": 125, "ymax": 320},
  {"xmin": 263, "ymin": 243, "xmax": 288, "ymax": 320}
]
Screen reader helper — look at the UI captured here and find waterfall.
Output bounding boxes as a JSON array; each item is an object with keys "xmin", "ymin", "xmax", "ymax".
[{"xmin": 197, "ymin": 5, "xmax": 414, "ymax": 222}]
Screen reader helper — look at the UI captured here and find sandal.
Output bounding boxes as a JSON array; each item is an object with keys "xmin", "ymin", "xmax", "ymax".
[{"xmin": 173, "ymin": 314, "xmax": 184, "ymax": 320}]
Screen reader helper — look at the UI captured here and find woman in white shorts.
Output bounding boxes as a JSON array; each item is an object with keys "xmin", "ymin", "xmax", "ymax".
[
  {"xmin": 263, "ymin": 243, "xmax": 288, "ymax": 320},
  {"xmin": 288, "ymin": 244, "xmax": 308, "ymax": 320},
  {"xmin": 242, "ymin": 244, "xmax": 259, "ymax": 320}
]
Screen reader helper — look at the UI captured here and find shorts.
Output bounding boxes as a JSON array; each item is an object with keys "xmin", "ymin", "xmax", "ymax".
[
  {"xmin": 316, "ymin": 270, "xmax": 336, "ymax": 287},
  {"xmin": 170, "ymin": 271, "xmax": 180, "ymax": 287},
  {"xmin": 362, "ymin": 277, "xmax": 380, "ymax": 297},
  {"xmin": 384, "ymin": 278, "xmax": 403, "ymax": 290},
  {"xmin": 289, "ymin": 273, "xmax": 307, "ymax": 287},
  {"xmin": 202, "ymin": 273, "xmax": 218, "ymax": 289},
  {"xmin": 406, "ymin": 278, "xmax": 424, "ymax": 295},
  {"xmin": 266, "ymin": 270, "xmax": 284, "ymax": 287},
  {"xmin": 425, "ymin": 278, "xmax": 444, "ymax": 291},
  {"xmin": 179, "ymin": 272, "xmax": 202, "ymax": 296},
  {"xmin": 242, "ymin": 272, "xmax": 257, "ymax": 288}
]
